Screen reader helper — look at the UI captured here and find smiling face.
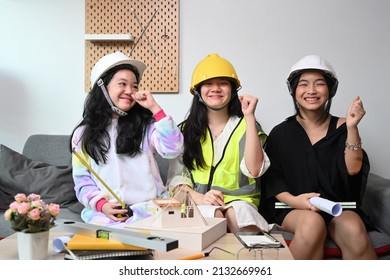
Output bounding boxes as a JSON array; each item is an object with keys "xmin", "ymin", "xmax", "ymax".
[
  {"xmin": 295, "ymin": 71, "xmax": 330, "ymax": 112},
  {"xmin": 199, "ymin": 78, "xmax": 232, "ymax": 110},
  {"xmin": 106, "ymin": 69, "xmax": 139, "ymax": 114}
]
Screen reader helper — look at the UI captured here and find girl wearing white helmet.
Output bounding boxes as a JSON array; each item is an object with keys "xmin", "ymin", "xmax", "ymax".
[
  {"xmin": 262, "ymin": 55, "xmax": 376, "ymax": 259},
  {"xmin": 71, "ymin": 52, "xmax": 183, "ymax": 226},
  {"xmin": 167, "ymin": 53, "xmax": 271, "ymax": 233}
]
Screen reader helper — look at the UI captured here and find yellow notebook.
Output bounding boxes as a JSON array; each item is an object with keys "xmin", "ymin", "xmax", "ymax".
[{"xmin": 66, "ymin": 234, "xmax": 148, "ymax": 251}]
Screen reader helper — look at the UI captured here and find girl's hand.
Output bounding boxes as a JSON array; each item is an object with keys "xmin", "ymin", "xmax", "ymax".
[
  {"xmin": 200, "ymin": 189, "xmax": 225, "ymax": 206},
  {"xmin": 132, "ymin": 90, "xmax": 162, "ymax": 114},
  {"xmin": 290, "ymin": 193, "xmax": 321, "ymax": 211},
  {"xmin": 239, "ymin": 95, "xmax": 258, "ymax": 117},
  {"xmin": 346, "ymin": 96, "xmax": 366, "ymax": 128},
  {"xmin": 102, "ymin": 202, "xmax": 129, "ymax": 222}
]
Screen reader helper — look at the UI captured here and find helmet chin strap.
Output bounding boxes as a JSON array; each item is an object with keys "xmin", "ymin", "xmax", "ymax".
[
  {"xmin": 97, "ymin": 79, "xmax": 128, "ymax": 117},
  {"xmin": 195, "ymin": 90, "xmax": 237, "ymax": 111}
]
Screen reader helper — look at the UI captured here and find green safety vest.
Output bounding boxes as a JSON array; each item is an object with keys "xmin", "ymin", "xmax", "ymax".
[{"xmin": 190, "ymin": 117, "xmax": 267, "ymax": 207}]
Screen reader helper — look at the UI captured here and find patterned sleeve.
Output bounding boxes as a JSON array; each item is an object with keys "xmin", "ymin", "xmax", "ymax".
[
  {"xmin": 150, "ymin": 115, "xmax": 184, "ymax": 159},
  {"xmin": 71, "ymin": 127, "xmax": 107, "ymax": 211}
]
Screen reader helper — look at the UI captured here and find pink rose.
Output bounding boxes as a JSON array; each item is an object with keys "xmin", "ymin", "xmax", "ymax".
[
  {"xmin": 17, "ymin": 202, "xmax": 30, "ymax": 215},
  {"xmin": 47, "ymin": 203, "xmax": 60, "ymax": 217},
  {"xmin": 9, "ymin": 201, "xmax": 20, "ymax": 210},
  {"xmin": 28, "ymin": 208, "xmax": 41, "ymax": 220},
  {"xmin": 31, "ymin": 200, "xmax": 43, "ymax": 209},
  {"xmin": 28, "ymin": 193, "xmax": 41, "ymax": 201},
  {"xmin": 14, "ymin": 193, "xmax": 27, "ymax": 203}
]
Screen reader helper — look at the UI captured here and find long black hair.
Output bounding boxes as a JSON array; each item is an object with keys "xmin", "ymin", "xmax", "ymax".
[
  {"xmin": 180, "ymin": 80, "xmax": 242, "ymax": 171},
  {"xmin": 71, "ymin": 64, "xmax": 153, "ymax": 164}
]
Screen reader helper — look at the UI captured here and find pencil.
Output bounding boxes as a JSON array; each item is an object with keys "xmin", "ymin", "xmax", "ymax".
[{"xmin": 177, "ymin": 253, "xmax": 205, "ymax": 260}]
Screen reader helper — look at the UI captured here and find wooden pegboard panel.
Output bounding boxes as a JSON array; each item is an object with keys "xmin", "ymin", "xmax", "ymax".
[{"xmin": 85, "ymin": 0, "xmax": 180, "ymax": 93}]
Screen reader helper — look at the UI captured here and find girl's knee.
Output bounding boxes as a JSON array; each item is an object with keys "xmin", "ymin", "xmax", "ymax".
[
  {"xmin": 297, "ymin": 214, "xmax": 327, "ymax": 241},
  {"xmin": 284, "ymin": 211, "xmax": 326, "ymax": 234},
  {"xmin": 214, "ymin": 209, "xmax": 224, "ymax": 218}
]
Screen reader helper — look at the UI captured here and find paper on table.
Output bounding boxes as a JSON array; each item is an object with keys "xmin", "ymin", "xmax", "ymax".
[
  {"xmin": 309, "ymin": 197, "xmax": 342, "ymax": 217},
  {"xmin": 236, "ymin": 233, "xmax": 282, "ymax": 248}
]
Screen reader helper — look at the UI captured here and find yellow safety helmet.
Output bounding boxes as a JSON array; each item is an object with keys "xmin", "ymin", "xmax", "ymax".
[{"xmin": 190, "ymin": 53, "xmax": 241, "ymax": 94}]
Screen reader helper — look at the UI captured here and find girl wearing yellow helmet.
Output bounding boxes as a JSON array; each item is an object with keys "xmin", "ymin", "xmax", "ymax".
[{"xmin": 167, "ymin": 53, "xmax": 270, "ymax": 233}]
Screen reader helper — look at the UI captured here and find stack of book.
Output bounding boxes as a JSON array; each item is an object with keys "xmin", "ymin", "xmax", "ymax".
[{"xmin": 64, "ymin": 234, "xmax": 154, "ymax": 260}]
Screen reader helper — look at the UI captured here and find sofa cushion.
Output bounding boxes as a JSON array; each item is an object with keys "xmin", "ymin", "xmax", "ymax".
[
  {"xmin": 0, "ymin": 144, "xmax": 77, "ymax": 210},
  {"xmin": 362, "ymin": 173, "xmax": 390, "ymax": 236},
  {"xmin": 22, "ymin": 134, "xmax": 72, "ymax": 167}
]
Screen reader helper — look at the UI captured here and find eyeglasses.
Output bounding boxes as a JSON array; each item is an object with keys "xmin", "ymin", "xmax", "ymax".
[{"xmin": 237, "ymin": 245, "xmax": 280, "ymax": 260}]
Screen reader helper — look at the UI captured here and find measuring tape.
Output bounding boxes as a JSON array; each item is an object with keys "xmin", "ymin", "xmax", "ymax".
[{"xmin": 72, "ymin": 148, "xmax": 131, "ymax": 218}]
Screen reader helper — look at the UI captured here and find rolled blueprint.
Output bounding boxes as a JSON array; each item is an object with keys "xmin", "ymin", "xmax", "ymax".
[
  {"xmin": 309, "ymin": 197, "xmax": 342, "ymax": 217},
  {"xmin": 53, "ymin": 235, "xmax": 73, "ymax": 253}
]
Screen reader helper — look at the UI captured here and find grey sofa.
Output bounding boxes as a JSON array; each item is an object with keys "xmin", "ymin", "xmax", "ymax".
[{"xmin": 1, "ymin": 134, "xmax": 390, "ymax": 259}]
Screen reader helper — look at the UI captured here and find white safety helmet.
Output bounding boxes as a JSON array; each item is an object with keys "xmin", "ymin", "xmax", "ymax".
[
  {"xmin": 90, "ymin": 51, "xmax": 147, "ymax": 89},
  {"xmin": 286, "ymin": 55, "xmax": 339, "ymax": 97}
]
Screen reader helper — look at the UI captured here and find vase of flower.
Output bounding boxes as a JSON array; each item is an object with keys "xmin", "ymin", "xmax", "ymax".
[
  {"xmin": 3, "ymin": 193, "xmax": 60, "ymax": 260},
  {"xmin": 17, "ymin": 230, "xmax": 50, "ymax": 260}
]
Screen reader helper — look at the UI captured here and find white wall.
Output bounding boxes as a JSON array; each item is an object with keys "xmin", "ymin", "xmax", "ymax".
[{"xmin": 1, "ymin": 0, "xmax": 389, "ymax": 179}]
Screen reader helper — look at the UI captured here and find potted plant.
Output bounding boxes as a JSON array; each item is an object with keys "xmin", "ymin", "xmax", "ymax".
[{"xmin": 3, "ymin": 193, "xmax": 60, "ymax": 259}]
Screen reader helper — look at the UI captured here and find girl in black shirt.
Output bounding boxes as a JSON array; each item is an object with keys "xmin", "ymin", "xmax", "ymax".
[{"xmin": 262, "ymin": 55, "xmax": 376, "ymax": 260}]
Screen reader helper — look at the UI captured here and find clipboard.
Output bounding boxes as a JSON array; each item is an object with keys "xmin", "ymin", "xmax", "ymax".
[{"xmin": 234, "ymin": 232, "xmax": 284, "ymax": 249}]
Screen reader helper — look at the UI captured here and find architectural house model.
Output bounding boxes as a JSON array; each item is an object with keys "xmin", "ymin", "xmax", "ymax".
[{"xmin": 126, "ymin": 188, "xmax": 227, "ymax": 250}]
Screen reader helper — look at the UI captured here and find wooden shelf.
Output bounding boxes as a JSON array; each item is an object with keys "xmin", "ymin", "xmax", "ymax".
[{"xmin": 84, "ymin": 34, "xmax": 133, "ymax": 41}]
